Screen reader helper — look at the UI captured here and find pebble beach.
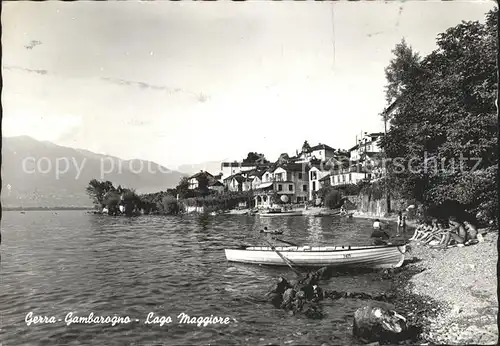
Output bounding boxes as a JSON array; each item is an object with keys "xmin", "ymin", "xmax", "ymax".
[{"xmin": 406, "ymin": 231, "xmax": 498, "ymax": 345}]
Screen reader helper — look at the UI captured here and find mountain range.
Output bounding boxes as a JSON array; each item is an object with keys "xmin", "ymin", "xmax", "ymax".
[
  {"xmin": 1, "ymin": 136, "xmax": 188, "ymax": 208},
  {"xmin": 177, "ymin": 161, "xmax": 223, "ymax": 176}
]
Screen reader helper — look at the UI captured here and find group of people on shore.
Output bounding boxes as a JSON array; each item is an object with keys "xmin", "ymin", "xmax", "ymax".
[
  {"xmin": 408, "ymin": 216, "xmax": 483, "ymax": 248},
  {"xmin": 369, "ymin": 211, "xmax": 484, "ymax": 249}
]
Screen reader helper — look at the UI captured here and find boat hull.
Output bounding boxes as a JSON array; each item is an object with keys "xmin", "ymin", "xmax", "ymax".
[
  {"xmin": 225, "ymin": 245, "xmax": 406, "ymax": 269},
  {"xmin": 258, "ymin": 212, "xmax": 303, "ymax": 217}
]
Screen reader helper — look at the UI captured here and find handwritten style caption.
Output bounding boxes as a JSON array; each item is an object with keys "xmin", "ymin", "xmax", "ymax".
[{"xmin": 25, "ymin": 312, "xmax": 235, "ymax": 327}]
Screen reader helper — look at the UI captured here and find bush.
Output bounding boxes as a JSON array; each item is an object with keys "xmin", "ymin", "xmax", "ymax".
[
  {"xmin": 336, "ymin": 183, "xmax": 361, "ymax": 196},
  {"xmin": 324, "ymin": 190, "xmax": 341, "ymax": 209},
  {"xmin": 162, "ymin": 195, "xmax": 181, "ymax": 215}
]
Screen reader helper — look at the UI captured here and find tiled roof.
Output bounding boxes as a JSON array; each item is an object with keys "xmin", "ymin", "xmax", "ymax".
[
  {"xmin": 188, "ymin": 171, "xmax": 214, "ymax": 179},
  {"xmin": 319, "ymin": 174, "xmax": 332, "ymax": 181},
  {"xmin": 274, "ymin": 163, "xmax": 310, "ymax": 172},
  {"xmin": 233, "ymin": 175, "xmax": 246, "ymax": 183},
  {"xmin": 348, "ymin": 144, "xmax": 360, "ymax": 152},
  {"xmin": 309, "ymin": 143, "xmax": 336, "ymax": 152},
  {"xmin": 209, "ymin": 180, "xmax": 224, "ymax": 187}
]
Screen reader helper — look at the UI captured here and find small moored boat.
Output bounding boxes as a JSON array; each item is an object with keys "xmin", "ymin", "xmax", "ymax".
[
  {"xmin": 258, "ymin": 210, "xmax": 303, "ymax": 217},
  {"xmin": 259, "ymin": 229, "xmax": 283, "ymax": 235},
  {"xmin": 225, "ymin": 244, "xmax": 406, "ymax": 269}
]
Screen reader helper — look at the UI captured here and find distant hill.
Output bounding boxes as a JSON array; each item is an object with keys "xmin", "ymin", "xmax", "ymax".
[
  {"xmin": 177, "ymin": 160, "xmax": 223, "ymax": 176},
  {"xmin": 1, "ymin": 136, "xmax": 186, "ymax": 208}
]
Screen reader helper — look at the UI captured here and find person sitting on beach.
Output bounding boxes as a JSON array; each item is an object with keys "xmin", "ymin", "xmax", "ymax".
[
  {"xmin": 418, "ymin": 219, "xmax": 438, "ymax": 242},
  {"xmin": 463, "ymin": 220, "xmax": 482, "ymax": 244},
  {"xmin": 408, "ymin": 221, "xmax": 425, "ymax": 241},
  {"xmin": 409, "ymin": 221, "xmax": 432, "ymax": 241},
  {"xmin": 422, "ymin": 221, "xmax": 448, "ymax": 245},
  {"xmin": 433, "ymin": 217, "xmax": 467, "ymax": 248}
]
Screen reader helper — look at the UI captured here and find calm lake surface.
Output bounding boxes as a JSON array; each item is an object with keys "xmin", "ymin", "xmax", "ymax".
[{"xmin": 1, "ymin": 211, "xmax": 405, "ymax": 345}]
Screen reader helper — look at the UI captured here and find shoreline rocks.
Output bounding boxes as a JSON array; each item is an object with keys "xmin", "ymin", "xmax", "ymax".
[{"xmin": 353, "ymin": 306, "xmax": 408, "ymax": 344}]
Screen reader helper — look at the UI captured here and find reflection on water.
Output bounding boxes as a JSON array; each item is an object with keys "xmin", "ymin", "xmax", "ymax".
[
  {"xmin": 307, "ymin": 216, "xmax": 323, "ymax": 242},
  {"xmin": 1, "ymin": 211, "xmax": 397, "ymax": 346}
]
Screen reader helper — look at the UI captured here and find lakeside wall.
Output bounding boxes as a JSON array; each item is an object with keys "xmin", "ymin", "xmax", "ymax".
[{"xmin": 346, "ymin": 193, "xmax": 409, "ymax": 218}]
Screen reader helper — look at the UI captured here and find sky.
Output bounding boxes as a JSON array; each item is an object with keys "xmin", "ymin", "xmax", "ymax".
[{"xmin": 2, "ymin": 1, "xmax": 496, "ymax": 169}]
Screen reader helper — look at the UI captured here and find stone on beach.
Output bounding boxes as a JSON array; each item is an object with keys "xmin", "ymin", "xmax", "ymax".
[{"xmin": 352, "ymin": 305, "xmax": 408, "ymax": 343}]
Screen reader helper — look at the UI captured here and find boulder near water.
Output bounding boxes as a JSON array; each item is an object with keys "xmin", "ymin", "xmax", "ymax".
[{"xmin": 353, "ymin": 306, "xmax": 408, "ymax": 343}]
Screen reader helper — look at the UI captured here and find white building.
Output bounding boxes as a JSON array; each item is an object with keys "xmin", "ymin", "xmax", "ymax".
[
  {"xmin": 296, "ymin": 143, "xmax": 337, "ymax": 163},
  {"xmin": 349, "ymin": 132, "xmax": 384, "ymax": 162},
  {"xmin": 253, "ymin": 163, "xmax": 310, "ymax": 207},
  {"xmin": 308, "ymin": 165, "xmax": 331, "ymax": 200},
  {"xmin": 220, "ymin": 162, "xmax": 260, "ymax": 181}
]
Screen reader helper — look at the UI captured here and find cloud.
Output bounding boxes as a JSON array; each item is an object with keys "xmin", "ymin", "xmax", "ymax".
[
  {"xmin": 24, "ymin": 40, "xmax": 42, "ymax": 50},
  {"xmin": 3, "ymin": 65, "xmax": 48, "ymax": 75},
  {"xmin": 100, "ymin": 77, "xmax": 210, "ymax": 103}
]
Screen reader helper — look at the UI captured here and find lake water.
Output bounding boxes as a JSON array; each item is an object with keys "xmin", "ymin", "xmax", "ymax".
[{"xmin": 1, "ymin": 211, "xmax": 403, "ymax": 345}]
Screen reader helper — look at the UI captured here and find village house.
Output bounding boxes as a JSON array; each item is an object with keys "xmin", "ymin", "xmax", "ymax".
[
  {"xmin": 187, "ymin": 171, "xmax": 214, "ymax": 190},
  {"xmin": 253, "ymin": 163, "xmax": 310, "ymax": 207},
  {"xmin": 346, "ymin": 132, "xmax": 386, "ymax": 182},
  {"xmin": 188, "ymin": 171, "xmax": 225, "ymax": 193},
  {"xmin": 308, "ymin": 165, "xmax": 332, "ymax": 201},
  {"xmin": 208, "ymin": 180, "xmax": 225, "ymax": 193},
  {"xmin": 329, "ymin": 165, "xmax": 370, "ymax": 186},
  {"xmin": 220, "ymin": 161, "xmax": 271, "ymax": 181},
  {"xmin": 349, "ymin": 132, "xmax": 384, "ymax": 162},
  {"xmin": 241, "ymin": 169, "xmax": 267, "ymax": 191},
  {"xmin": 296, "ymin": 143, "xmax": 337, "ymax": 163},
  {"xmin": 223, "ymin": 173, "xmax": 246, "ymax": 192}
]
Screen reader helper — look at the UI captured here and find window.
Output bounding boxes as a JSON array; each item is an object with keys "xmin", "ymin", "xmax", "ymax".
[
  {"xmin": 303, "ymin": 185, "xmax": 307, "ymax": 192},
  {"xmin": 278, "ymin": 184, "xmax": 283, "ymax": 191},
  {"xmin": 298, "ymin": 173, "xmax": 303, "ymax": 180},
  {"xmin": 288, "ymin": 184, "xmax": 293, "ymax": 191}
]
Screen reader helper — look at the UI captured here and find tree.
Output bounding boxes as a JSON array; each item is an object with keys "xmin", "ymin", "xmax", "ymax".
[
  {"xmin": 121, "ymin": 189, "xmax": 141, "ymax": 216},
  {"xmin": 102, "ymin": 190, "xmax": 120, "ymax": 215},
  {"xmin": 381, "ymin": 9, "xmax": 498, "ymax": 224},
  {"xmin": 176, "ymin": 176, "xmax": 190, "ymax": 198},
  {"xmin": 324, "ymin": 190, "xmax": 341, "ymax": 209},
  {"xmin": 301, "ymin": 141, "xmax": 312, "ymax": 153},
  {"xmin": 86, "ymin": 179, "xmax": 116, "ymax": 206},
  {"xmin": 242, "ymin": 152, "xmax": 269, "ymax": 164},
  {"xmin": 197, "ymin": 173, "xmax": 210, "ymax": 194},
  {"xmin": 162, "ymin": 195, "xmax": 181, "ymax": 215},
  {"xmin": 384, "ymin": 38, "xmax": 422, "ymax": 106}
]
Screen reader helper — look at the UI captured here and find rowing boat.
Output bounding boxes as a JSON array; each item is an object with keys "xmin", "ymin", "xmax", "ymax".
[
  {"xmin": 258, "ymin": 211, "xmax": 303, "ymax": 217},
  {"xmin": 260, "ymin": 229, "xmax": 283, "ymax": 235},
  {"xmin": 224, "ymin": 244, "xmax": 406, "ymax": 269}
]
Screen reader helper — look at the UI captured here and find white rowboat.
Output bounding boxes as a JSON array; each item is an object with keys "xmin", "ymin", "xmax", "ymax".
[
  {"xmin": 225, "ymin": 244, "xmax": 406, "ymax": 269},
  {"xmin": 258, "ymin": 211, "xmax": 304, "ymax": 217}
]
